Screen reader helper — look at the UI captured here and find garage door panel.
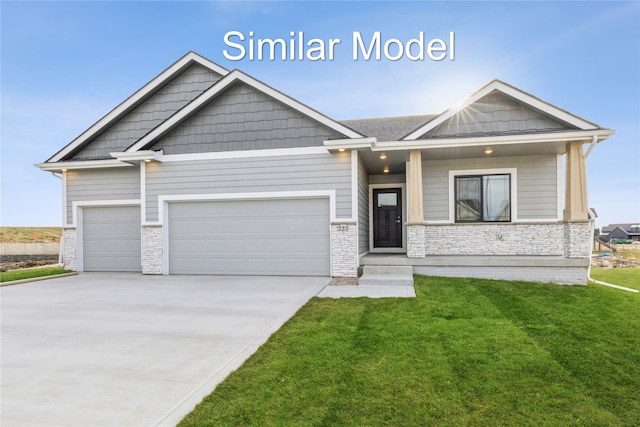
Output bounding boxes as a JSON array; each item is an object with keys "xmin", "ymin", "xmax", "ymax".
[
  {"xmin": 83, "ymin": 206, "xmax": 141, "ymax": 272},
  {"xmin": 168, "ymin": 198, "xmax": 329, "ymax": 276}
]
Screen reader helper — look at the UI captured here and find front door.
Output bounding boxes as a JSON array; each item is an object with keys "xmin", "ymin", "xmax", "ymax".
[{"xmin": 373, "ymin": 188, "xmax": 402, "ymax": 248}]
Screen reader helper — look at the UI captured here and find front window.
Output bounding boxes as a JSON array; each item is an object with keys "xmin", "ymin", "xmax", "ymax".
[{"xmin": 455, "ymin": 174, "xmax": 510, "ymax": 222}]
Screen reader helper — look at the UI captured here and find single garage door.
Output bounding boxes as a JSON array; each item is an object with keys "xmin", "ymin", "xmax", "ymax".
[
  {"xmin": 82, "ymin": 205, "xmax": 141, "ymax": 272},
  {"xmin": 168, "ymin": 198, "xmax": 330, "ymax": 276}
]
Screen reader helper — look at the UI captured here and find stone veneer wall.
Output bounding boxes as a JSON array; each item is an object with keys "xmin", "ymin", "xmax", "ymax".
[
  {"xmin": 331, "ymin": 222, "xmax": 358, "ymax": 277},
  {"xmin": 407, "ymin": 224, "xmax": 426, "ymax": 258},
  {"xmin": 141, "ymin": 225, "xmax": 163, "ymax": 274},
  {"xmin": 61, "ymin": 227, "xmax": 77, "ymax": 271},
  {"xmin": 415, "ymin": 223, "xmax": 565, "ymax": 257},
  {"xmin": 563, "ymin": 221, "xmax": 592, "ymax": 258}
]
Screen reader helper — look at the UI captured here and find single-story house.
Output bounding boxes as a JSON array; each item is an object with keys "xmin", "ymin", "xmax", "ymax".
[
  {"xmin": 599, "ymin": 224, "xmax": 640, "ymax": 242},
  {"xmin": 36, "ymin": 51, "xmax": 614, "ymax": 284}
]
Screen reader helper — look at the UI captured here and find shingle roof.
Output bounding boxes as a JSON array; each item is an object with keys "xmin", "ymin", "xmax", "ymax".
[
  {"xmin": 601, "ymin": 223, "xmax": 640, "ymax": 235},
  {"xmin": 340, "ymin": 115, "xmax": 437, "ymax": 142}
]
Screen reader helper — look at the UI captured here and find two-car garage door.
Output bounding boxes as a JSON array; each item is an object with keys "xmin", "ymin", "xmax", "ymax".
[{"xmin": 168, "ymin": 198, "xmax": 330, "ymax": 276}]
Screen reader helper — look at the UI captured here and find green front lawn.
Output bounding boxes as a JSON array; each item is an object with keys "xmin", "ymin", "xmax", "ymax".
[
  {"xmin": 0, "ymin": 267, "xmax": 69, "ymax": 283},
  {"xmin": 591, "ymin": 267, "xmax": 640, "ymax": 289},
  {"xmin": 180, "ymin": 274, "xmax": 640, "ymax": 426}
]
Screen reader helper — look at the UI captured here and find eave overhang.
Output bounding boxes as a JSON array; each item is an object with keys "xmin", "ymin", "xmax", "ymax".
[
  {"xmin": 325, "ymin": 129, "xmax": 613, "ymax": 153},
  {"xmin": 34, "ymin": 159, "xmax": 136, "ymax": 172}
]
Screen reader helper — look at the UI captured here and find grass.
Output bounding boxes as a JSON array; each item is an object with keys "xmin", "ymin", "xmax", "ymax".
[
  {"xmin": 590, "ymin": 267, "xmax": 640, "ymax": 289},
  {"xmin": 0, "ymin": 226, "xmax": 62, "ymax": 243},
  {"xmin": 180, "ymin": 274, "xmax": 640, "ymax": 427},
  {"xmin": 0, "ymin": 267, "xmax": 69, "ymax": 283}
]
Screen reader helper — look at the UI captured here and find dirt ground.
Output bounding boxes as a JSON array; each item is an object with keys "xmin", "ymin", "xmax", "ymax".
[{"xmin": 0, "ymin": 260, "xmax": 60, "ymax": 272}]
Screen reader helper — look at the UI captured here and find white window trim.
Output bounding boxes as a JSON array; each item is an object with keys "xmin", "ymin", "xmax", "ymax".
[
  {"xmin": 448, "ymin": 168, "xmax": 518, "ymax": 223},
  {"xmin": 368, "ymin": 183, "xmax": 407, "ymax": 253}
]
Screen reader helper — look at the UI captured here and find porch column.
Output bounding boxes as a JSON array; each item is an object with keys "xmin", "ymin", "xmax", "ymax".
[
  {"xmin": 563, "ymin": 142, "xmax": 589, "ymax": 221},
  {"xmin": 408, "ymin": 150, "xmax": 424, "ymax": 223}
]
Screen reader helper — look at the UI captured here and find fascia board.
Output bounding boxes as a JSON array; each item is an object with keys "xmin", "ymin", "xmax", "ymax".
[
  {"xmin": 47, "ymin": 52, "xmax": 229, "ymax": 163},
  {"xmin": 403, "ymin": 80, "xmax": 600, "ymax": 141},
  {"xmin": 375, "ymin": 129, "xmax": 614, "ymax": 151},
  {"xmin": 35, "ymin": 159, "xmax": 135, "ymax": 171},
  {"xmin": 127, "ymin": 70, "xmax": 365, "ymax": 152}
]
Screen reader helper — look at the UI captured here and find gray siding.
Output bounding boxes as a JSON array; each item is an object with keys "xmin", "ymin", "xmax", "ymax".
[
  {"xmin": 358, "ymin": 157, "xmax": 369, "ymax": 255},
  {"xmin": 369, "ymin": 174, "xmax": 406, "ymax": 185},
  {"xmin": 71, "ymin": 64, "xmax": 223, "ymax": 160},
  {"xmin": 145, "ymin": 153, "xmax": 352, "ymax": 222},
  {"xmin": 66, "ymin": 167, "xmax": 140, "ymax": 224},
  {"xmin": 422, "ymin": 155, "xmax": 558, "ymax": 221},
  {"xmin": 150, "ymin": 83, "xmax": 345, "ymax": 154},
  {"xmin": 420, "ymin": 92, "xmax": 574, "ymax": 139}
]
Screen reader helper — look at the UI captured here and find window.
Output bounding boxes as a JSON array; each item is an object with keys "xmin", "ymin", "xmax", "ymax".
[{"xmin": 455, "ymin": 174, "xmax": 510, "ymax": 222}]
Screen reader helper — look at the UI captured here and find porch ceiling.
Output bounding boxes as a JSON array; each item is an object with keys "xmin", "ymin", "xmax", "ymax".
[{"xmin": 358, "ymin": 139, "xmax": 567, "ymax": 175}]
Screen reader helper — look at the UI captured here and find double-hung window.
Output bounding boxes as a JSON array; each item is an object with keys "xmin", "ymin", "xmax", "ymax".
[{"xmin": 455, "ymin": 174, "xmax": 511, "ymax": 222}]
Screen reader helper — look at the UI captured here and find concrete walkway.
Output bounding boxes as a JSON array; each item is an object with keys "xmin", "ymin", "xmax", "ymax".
[
  {"xmin": 317, "ymin": 285, "xmax": 416, "ymax": 298},
  {"xmin": 1, "ymin": 273, "xmax": 328, "ymax": 427}
]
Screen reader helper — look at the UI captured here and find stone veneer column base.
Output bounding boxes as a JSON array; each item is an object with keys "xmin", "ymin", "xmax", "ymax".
[
  {"xmin": 563, "ymin": 221, "xmax": 592, "ymax": 258},
  {"xmin": 142, "ymin": 225, "xmax": 163, "ymax": 275},
  {"xmin": 61, "ymin": 227, "xmax": 77, "ymax": 271},
  {"xmin": 330, "ymin": 222, "xmax": 358, "ymax": 277},
  {"xmin": 407, "ymin": 224, "xmax": 426, "ymax": 258}
]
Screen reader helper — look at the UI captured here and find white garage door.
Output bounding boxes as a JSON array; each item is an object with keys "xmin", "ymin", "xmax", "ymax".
[
  {"xmin": 168, "ymin": 198, "xmax": 330, "ymax": 276},
  {"xmin": 82, "ymin": 206, "xmax": 141, "ymax": 272}
]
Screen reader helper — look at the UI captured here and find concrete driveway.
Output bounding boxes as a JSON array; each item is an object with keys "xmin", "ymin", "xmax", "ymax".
[{"xmin": 1, "ymin": 273, "xmax": 328, "ymax": 427}]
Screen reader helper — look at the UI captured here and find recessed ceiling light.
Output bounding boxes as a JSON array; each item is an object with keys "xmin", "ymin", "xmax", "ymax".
[
  {"xmin": 144, "ymin": 159, "xmax": 151, "ymax": 163},
  {"xmin": 383, "ymin": 166, "xmax": 390, "ymax": 173},
  {"xmin": 484, "ymin": 147, "xmax": 493, "ymax": 154},
  {"xmin": 380, "ymin": 153, "xmax": 387, "ymax": 160},
  {"xmin": 338, "ymin": 148, "xmax": 346, "ymax": 152}
]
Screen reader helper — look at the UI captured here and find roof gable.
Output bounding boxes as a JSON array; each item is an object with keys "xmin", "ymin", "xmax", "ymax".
[
  {"xmin": 403, "ymin": 80, "xmax": 601, "ymax": 141},
  {"xmin": 47, "ymin": 52, "xmax": 229, "ymax": 162},
  {"xmin": 126, "ymin": 69, "xmax": 363, "ymax": 152},
  {"xmin": 148, "ymin": 81, "xmax": 347, "ymax": 154}
]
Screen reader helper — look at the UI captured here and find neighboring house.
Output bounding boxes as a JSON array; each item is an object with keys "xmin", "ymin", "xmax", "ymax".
[
  {"xmin": 599, "ymin": 224, "xmax": 640, "ymax": 242},
  {"xmin": 36, "ymin": 51, "xmax": 614, "ymax": 284}
]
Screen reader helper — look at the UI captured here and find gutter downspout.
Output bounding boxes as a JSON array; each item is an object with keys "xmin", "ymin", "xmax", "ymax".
[
  {"xmin": 49, "ymin": 172, "xmax": 64, "ymax": 266},
  {"xmin": 583, "ymin": 142, "xmax": 638, "ymax": 293}
]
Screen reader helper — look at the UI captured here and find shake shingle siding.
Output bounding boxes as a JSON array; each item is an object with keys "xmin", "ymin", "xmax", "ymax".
[
  {"xmin": 144, "ymin": 153, "xmax": 352, "ymax": 222},
  {"xmin": 65, "ymin": 167, "xmax": 140, "ymax": 224},
  {"xmin": 419, "ymin": 92, "xmax": 574, "ymax": 139},
  {"xmin": 422, "ymin": 155, "xmax": 558, "ymax": 221},
  {"xmin": 151, "ymin": 83, "xmax": 344, "ymax": 154},
  {"xmin": 70, "ymin": 64, "xmax": 223, "ymax": 160}
]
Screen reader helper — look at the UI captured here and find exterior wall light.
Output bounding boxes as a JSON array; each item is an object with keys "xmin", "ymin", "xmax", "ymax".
[
  {"xmin": 383, "ymin": 166, "xmax": 390, "ymax": 173},
  {"xmin": 484, "ymin": 147, "xmax": 493, "ymax": 154}
]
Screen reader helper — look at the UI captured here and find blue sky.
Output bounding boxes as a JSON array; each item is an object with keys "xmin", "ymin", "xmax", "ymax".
[{"xmin": 1, "ymin": 1, "xmax": 638, "ymax": 228}]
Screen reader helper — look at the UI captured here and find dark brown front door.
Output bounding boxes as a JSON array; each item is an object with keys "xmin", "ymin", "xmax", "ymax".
[{"xmin": 373, "ymin": 188, "xmax": 402, "ymax": 248}]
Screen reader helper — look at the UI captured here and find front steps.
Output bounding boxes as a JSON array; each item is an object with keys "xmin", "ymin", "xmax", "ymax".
[{"xmin": 358, "ymin": 265, "xmax": 414, "ymax": 287}]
